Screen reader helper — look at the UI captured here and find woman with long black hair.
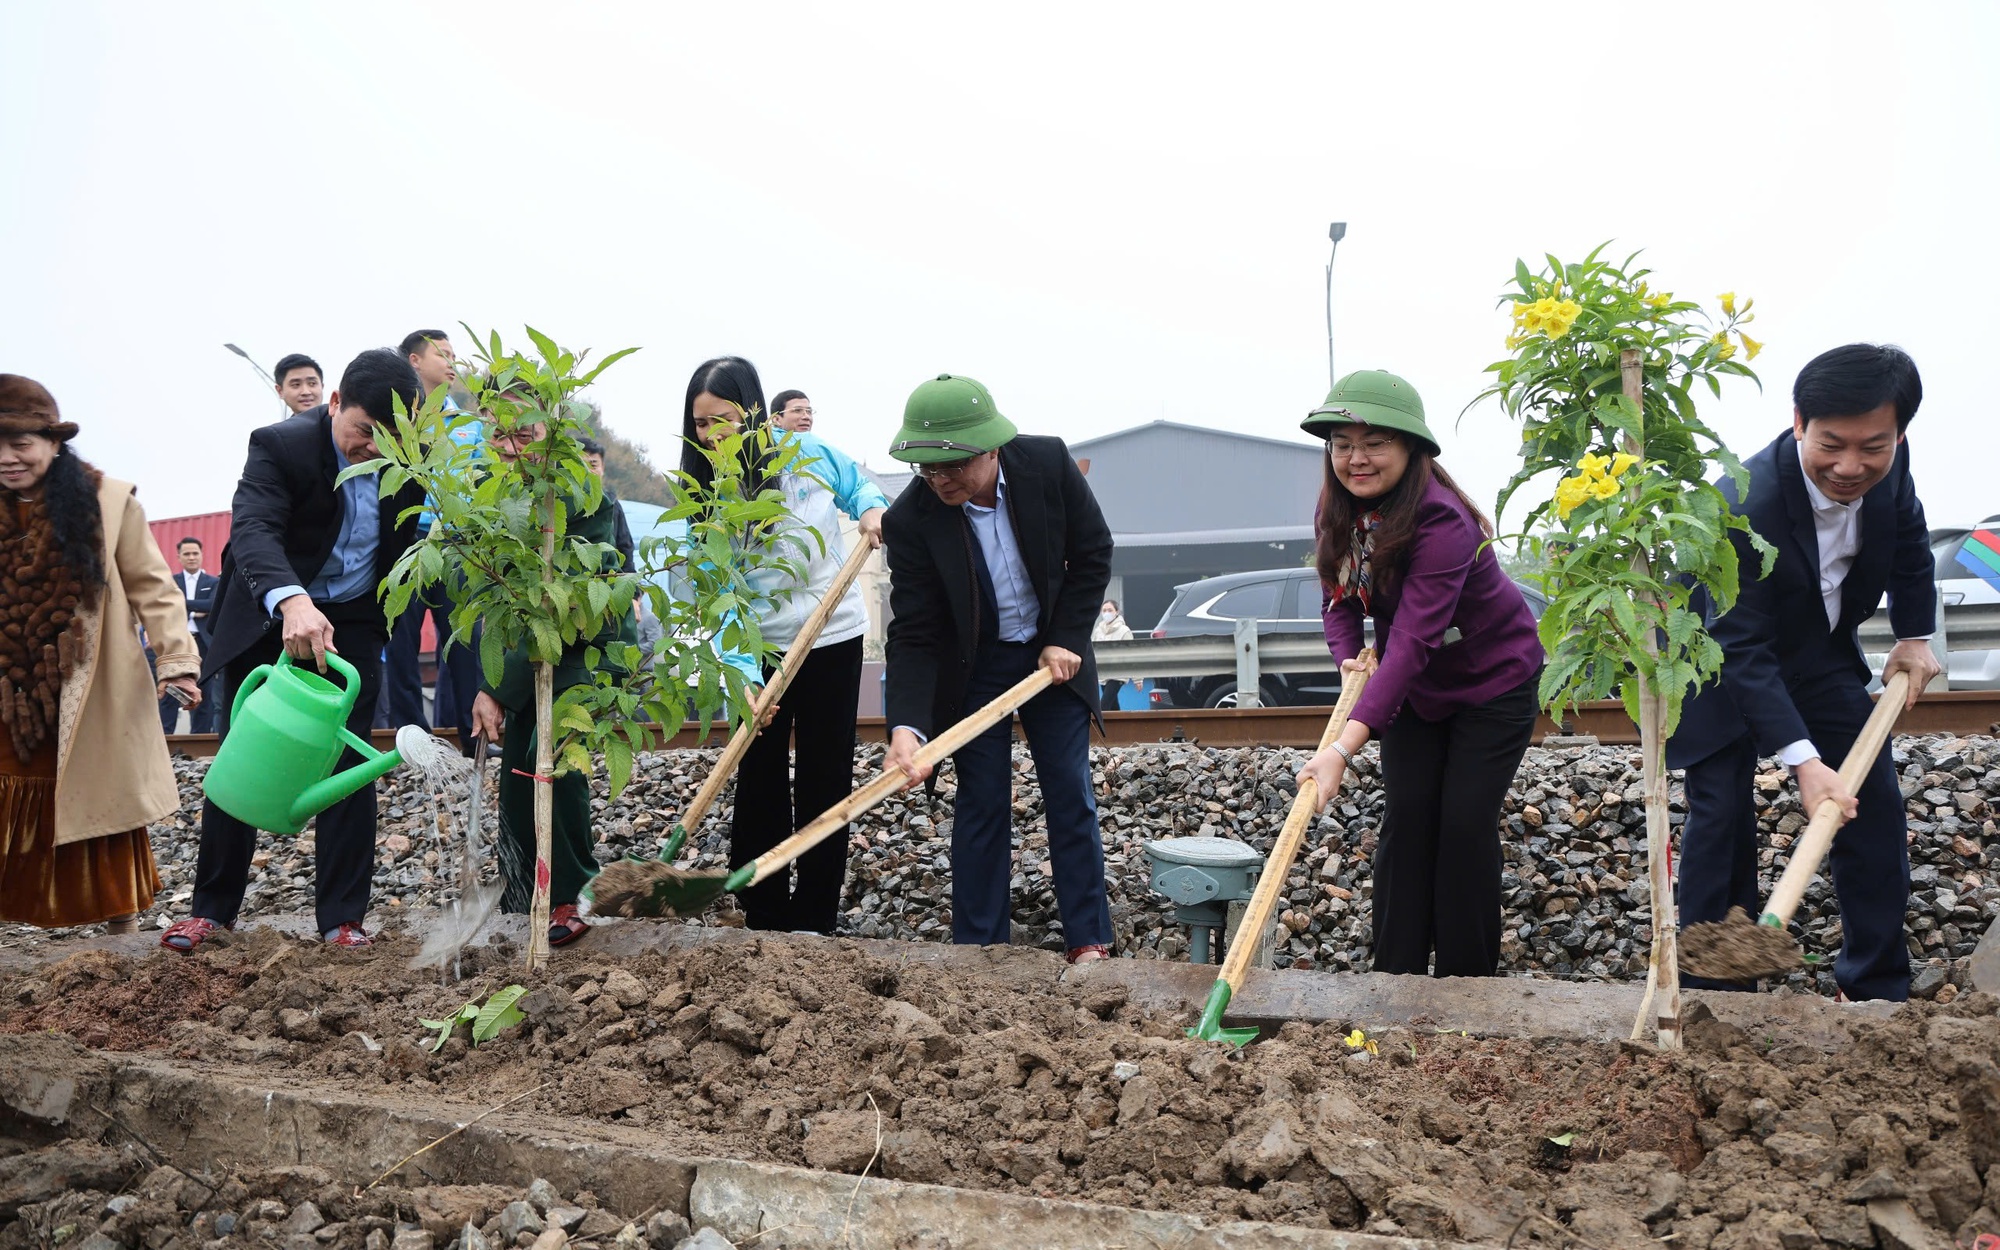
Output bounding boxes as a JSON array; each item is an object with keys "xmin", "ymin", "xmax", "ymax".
[
  {"xmin": 1293, "ymin": 370, "xmax": 1544, "ymax": 977},
  {"xmin": 679, "ymin": 357, "xmax": 887, "ymax": 933},
  {"xmin": 0, "ymin": 375, "xmax": 202, "ymax": 932}
]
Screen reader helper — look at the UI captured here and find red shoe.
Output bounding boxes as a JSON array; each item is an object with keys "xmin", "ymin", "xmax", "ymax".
[
  {"xmin": 1065, "ymin": 944, "xmax": 1112, "ymax": 965},
  {"xmin": 324, "ymin": 923, "xmax": 373, "ymax": 948},
  {"xmin": 549, "ymin": 903, "xmax": 589, "ymax": 948},
  {"xmin": 159, "ymin": 917, "xmax": 230, "ymax": 954}
]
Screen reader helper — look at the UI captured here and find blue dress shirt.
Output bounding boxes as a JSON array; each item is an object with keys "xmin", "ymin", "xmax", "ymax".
[
  {"xmin": 963, "ymin": 465, "xmax": 1041, "ymax": 643},
  {"xmin": 261, "ymin": 428, "xmax": 383, "ymax": 614}
]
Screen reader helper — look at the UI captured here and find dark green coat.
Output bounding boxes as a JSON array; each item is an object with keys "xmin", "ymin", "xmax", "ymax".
[{"xmin": 482, "ymin": 491, "xmax": 638, "ymax": 712}]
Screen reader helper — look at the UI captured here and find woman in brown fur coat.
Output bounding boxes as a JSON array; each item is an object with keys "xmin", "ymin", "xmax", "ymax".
[{"xmin": 0, "ymin": 375, "xmax": 201, "ymax": 932}]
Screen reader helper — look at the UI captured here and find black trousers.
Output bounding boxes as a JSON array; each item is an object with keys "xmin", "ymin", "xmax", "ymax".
[
  {"xmin": 1371, "ymin": 671, "xmax": 1540, "ymax": 976},
  {"xmin": 728, "ymin": 636, "xmax": 864, "ymax": 933},
  {"xmin": 158, "ymin": 634, "xmax": 221, "ymax": 734},
  {"xmin": 190, "ymin": 608, "xmax": 387, "ymax": 937},
  {"xmin": 1678, "ymin": 675, "xmax": 1910, "ymax": 1000}
]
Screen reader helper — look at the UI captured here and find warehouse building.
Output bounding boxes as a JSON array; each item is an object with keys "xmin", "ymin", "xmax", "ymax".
[{"xmin": 858, "ymin": 420, "xmax": 1325, "ymax": 632}]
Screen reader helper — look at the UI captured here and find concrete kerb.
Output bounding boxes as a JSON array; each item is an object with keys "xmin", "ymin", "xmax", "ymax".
[
  {"xmin": 0, "ymin": 1036, "xmax": 1482, "ymax": 1250},
  {"xmin": 0, "ymin": 909, "xmax": 1897, "ymax": 1047}
]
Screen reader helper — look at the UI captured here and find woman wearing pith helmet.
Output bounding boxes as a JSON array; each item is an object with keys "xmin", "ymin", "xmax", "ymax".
[{"xmin": 1294, "ymin": 369, "xmax": 1544, "ymax": 978}]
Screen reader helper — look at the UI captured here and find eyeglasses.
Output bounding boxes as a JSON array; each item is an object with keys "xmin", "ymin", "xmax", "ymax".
[
  {"xmin": 1329, "ymin": 436, "xmax": 1398, "ymax": 461},
  {"xmin": 783, "ymin": 405, "xmax": 814, "ymax": 417},
  {"xmin": 917, "ymin": 456, "xmax": 981, "ymax": 480}
]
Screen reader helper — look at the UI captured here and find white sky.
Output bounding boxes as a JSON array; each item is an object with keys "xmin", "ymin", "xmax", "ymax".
[{"xmin": 4, "ymin": 2, "xmax": 1996, "ymax": 530}]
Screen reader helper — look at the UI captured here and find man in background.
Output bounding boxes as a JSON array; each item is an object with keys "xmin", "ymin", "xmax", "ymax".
[
  {"xmin": 382, "ymin": 329, "xmax": 481, "ymax": 748},
  {"xmin": 158, "ymin": 537, "xmax": 221, "ymax": 733},
  {"xmin": 771, "ymin": 389, "xmax": 814, "ymax": 433},
  {"xmin": 274, "ymin": 354, "xmax": 323, "ymax": 415},
  {"xmin": 578, "ymin": 436, "xmax": 636, "ymax": 585}
]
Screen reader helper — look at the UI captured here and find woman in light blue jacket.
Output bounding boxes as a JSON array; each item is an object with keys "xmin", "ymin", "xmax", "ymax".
[{"xmin": 680, "ymin": 357, "xmax": 886, "ymax": 933}]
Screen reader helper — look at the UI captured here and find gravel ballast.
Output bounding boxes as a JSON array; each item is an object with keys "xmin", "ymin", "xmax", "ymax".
[{"xmin": 19, "ymin": 733, "xmax": 1997, "ymax": 999}]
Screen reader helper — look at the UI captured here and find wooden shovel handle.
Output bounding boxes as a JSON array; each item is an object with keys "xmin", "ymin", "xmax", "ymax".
[
  {"xmin": 1761, "ymin": 671, "xmax": 1909, "ymax": 926},
  {"xmin": 1216, "ymin": 650, "xmax": 1376, "ymax": 994},
  {"xmin": 677, "ymin": 537, "xmax": 878, "ymax": 837},
  {"xmin": 744, "ymin": 665, "xmax": 1057, "ymax": 887}
]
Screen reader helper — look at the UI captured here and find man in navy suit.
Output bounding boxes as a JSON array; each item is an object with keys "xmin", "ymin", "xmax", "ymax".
[
  {"xmin": 1669, "ymin": 344, "xmax": 1939, "ymax": 1001},
  {"xmin": 160, "ymin": 536, "xmax": 221, "ymax": 733}
]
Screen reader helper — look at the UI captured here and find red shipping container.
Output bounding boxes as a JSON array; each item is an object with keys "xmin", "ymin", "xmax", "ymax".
[{"xmin": 150, "ymin": 511, "xmax": 229, "ymax": 574}]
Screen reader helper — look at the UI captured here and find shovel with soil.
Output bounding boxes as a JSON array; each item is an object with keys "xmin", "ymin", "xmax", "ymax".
[
  {"xmin": 594, "ymin": 539, "xmax": 875, "ymax": 895},
  {"xmin": 1680, "ymin": 671, "xmax": 1910, "ymax": 983},
  {"xmin": 589, "ymin": 665, "xmax": 1058, "ymax": 918},
  {"xmin": 1189, "ymin": 650, "xmax": 1375, "ymax": 1045}
]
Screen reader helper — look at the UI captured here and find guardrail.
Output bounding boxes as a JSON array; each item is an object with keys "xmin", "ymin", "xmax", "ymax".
[{"xmin": 1097, "ymin": 597, "xmax": 2000, "ymax": 706}]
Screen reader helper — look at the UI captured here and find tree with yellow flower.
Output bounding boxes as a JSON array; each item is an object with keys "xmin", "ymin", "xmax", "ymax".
[{"xmin": 1474, "ymin": 245, "xmax": 1773, "ymax": 1051}]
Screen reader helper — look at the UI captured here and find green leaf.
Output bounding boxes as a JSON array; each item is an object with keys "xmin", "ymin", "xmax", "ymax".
[
  {"xmin": 1548, "ymin": 1132, "xmax": 1575, "ymax": 1148},
  {"xmin": 418, "ymin": 1004, "xmax": 479, "ymax": 1052},
  {"xmin": 605, "ymin": 736, "xmax": 633, "ymax": 798},
  {"xmin": 471, "ymin": 985, "xmax": 528, "ymax": 1045}
]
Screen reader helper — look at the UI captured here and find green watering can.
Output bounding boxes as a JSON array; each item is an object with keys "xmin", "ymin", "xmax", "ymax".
[{"xmin": 202, "ymin": 652, "xmax": 425, "ymax": 835}]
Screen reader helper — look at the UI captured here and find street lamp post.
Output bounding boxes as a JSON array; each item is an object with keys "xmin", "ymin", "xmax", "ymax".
[
  {"xmin": 223, "ymin": 342, "xmax": 275, "ymax": 389},
  {"xmin": 1324, "ymin": 222, "xmax": 1347, "ymax": 387}
]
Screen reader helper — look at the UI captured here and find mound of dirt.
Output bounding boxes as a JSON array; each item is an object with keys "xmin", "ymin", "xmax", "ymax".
[{"xmin": 4, "ymin": 931, "xmax": 1997, "ymax": 1246}]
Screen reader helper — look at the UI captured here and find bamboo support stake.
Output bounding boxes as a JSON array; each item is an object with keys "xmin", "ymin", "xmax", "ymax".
[
  {"xmin": 525, "ymin": 487, "xmax": 559, "ymax": 973},
  {"xmin": 665, "ymin": 538, "xmax": 876, "ymax": 856},
  {"xmin": 1619, "ymin": 348, "xmax": 1682, "ymax": 1050}
]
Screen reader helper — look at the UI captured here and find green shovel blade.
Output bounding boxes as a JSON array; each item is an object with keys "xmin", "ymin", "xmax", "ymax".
[{"xmin": 1186, "ymin": 979, "xmax": 1259, "ymax": 1046}]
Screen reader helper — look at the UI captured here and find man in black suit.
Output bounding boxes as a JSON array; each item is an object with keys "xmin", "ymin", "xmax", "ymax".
[
  {"xmin": 162, "ymin": 348, "xmax": 427, "ymax": 953},
  {"xmin": 159, "ymin": 536, "xmax": 221, "ymax": 733},
  {"xmin": 880, "ymin": 374, "xmax": 1117, "ymax": 963},
  {"xmin": 1670, "ymin": 344, "xmax": 1939, "ymax": 1001}
]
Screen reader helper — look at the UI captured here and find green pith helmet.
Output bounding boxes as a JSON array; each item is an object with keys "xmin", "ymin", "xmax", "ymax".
[
  {"xmin": 1301, "ymin": 369, "xmax": 1440, "ymax": 456},
  {"xmin": 889, "ymin": 374, "xmax": 1019, "ymax": 463}
]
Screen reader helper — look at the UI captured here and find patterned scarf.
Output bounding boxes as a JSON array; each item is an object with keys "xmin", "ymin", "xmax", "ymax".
[
  {"xmin": 1325, "ymin": 510, "xmax": 1383, "ymax": 613},
  {"xmin": 0, "ymin": 492, "xmax": 91, "ymax": 762}
]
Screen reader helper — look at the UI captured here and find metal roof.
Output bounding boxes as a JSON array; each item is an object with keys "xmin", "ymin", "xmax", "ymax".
[
  {"xmin": 1068, "ymin": 421, "xmax": 1323, "ymax": 536},
  {"xmin": 860, "ymin": 419, "xmax": 1325, "ymax": 538}
]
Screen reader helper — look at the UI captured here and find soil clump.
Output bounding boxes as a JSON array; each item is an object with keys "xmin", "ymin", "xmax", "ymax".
[{"xmin": 4, "ymin": 930, "xmax": 1998, "ymax": 1246}]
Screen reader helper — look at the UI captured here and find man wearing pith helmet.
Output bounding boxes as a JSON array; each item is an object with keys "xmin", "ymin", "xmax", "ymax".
[{"xmin": 881, "ymin": 374, "xmax": 1118, "ymax": 964}]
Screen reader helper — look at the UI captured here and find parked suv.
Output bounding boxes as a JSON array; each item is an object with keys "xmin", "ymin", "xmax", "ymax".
[
  {"xmin": 1865, "ymin": 520, "xmax": 2000, "ymax": 691},
  {"xmin": 1147, "ymin": 566, "xmax": 1549, "ymax": 708}
]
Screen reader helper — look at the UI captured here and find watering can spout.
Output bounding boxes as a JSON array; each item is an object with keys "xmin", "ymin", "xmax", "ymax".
[
  {"xmin": 287, "ymin": 727, "xmax": 409, "ymax": 827},
  {"xmin": 286, "ymin": 728, "xmax": 406, "ymax": 824}
]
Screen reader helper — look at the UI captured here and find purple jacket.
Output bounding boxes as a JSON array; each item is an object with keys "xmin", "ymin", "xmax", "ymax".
[{"xmin": 1321, "ymin": 478, "xmax": 1543, "ymax": 731}]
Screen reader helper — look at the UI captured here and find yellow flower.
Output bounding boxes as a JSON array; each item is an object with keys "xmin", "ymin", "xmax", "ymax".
[
  {"xmin": 1709, "ymin": 330, "xmax": 1737, "ymax": 361},
  {"xmin": 1740, "ymin": 333, "xmax": 1763, "ymax": 360},
  {"xmin": 1589, "ymin": 475, "xmax": 1621, "ymax": 500},
  {"xmin": 1578, "ymin": 452, "xmax": 1611, "ymax": 480},
  {"xmin": 1555, "ymin": 299, "xmax": 1581, "ymax": 321},
  {"xmin": 1554, "ymin": 475, "xmax": 1592, "ymax": 520},
  {"xmin": 1634, "ymin": 281, "xmax": 1648, "ymax": 300},
  {"xmin": 1505, "ymin": 333, "xmax": 1527, "ymax": 350},
  {"xmin": 1343, "ymin": 1029, "xmax": 1379, "ymax": 1056},
  {"xmin": 1719, "ymin": 291, "xmax": 1737, "ymax": 317},
  {"xmin": 1609, "ymin": 452, "xmax": 1639, "ymax": 477},
  {"xmin": 1645, "ymin": 291, "xmax": 1672, "ymax": 310}
]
